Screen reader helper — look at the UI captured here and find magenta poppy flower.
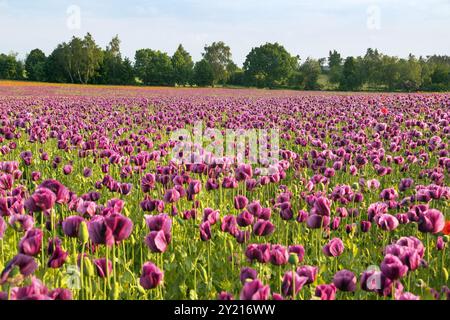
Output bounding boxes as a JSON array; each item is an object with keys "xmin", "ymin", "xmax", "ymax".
[
  {"xmin": 333, "ymin": 270, "xmax": 357, "ymax": 292},
  {"xmin": 269, "ymin": 244, "xmax": 289, "ymax": 265},
  {"xmin": 240, "ymin": 279, "xmax": 270, "ymax": 300},
  {"xmin": 296, "ymin": 265, "xmax": 318, "ymax": 284},
  {"xmin": 140, "ymin": 262, "xmax": 163, "ymax": 289},
  {"xmin": 281, "ymin": 271, "xmax": 308, "ymax": 297},
  {"xmin": 105, "ymin": 213, "xmax": 133, "ymax": 242},
  {"xmin": 311, "ymin": 196, "xmax": 331, "ymax": 216},
  {"xmin": 94, "ymin": 258, "xmax": 113, "ymax": 278},
  {"xmin": 288, "ymin": 245, "xmax": 305, "ymax": 263},
  {"xmin": 0, "ymin": 217, "xmax": 6, "ymax": 239},
  {"xmin": 39, "ymin": 179, "xmax": 70, "ymax": 204},
  {"xmin": 237, "ymin": 210, "xmax": 254, "ymax": 227},
  {"xmin": 418, "ymin": 209, "xmax": 445, "ymax": 234},
  {"xmin": 200, "ymin": 221, "xmax": 212, "ymax": 241},
  {"xmin": 163, "ymin": 188, "xmax": 180, "ymax": 203},
  {"xmin": 47, "ymin": 241, "xmax": 68, "ymax": 269},
  {"xmin": 9, "ymin": 214, "xmax": 34, "ymax": 232},
  {"xmin": 240, "ymin": 267, "xmax": 258, "ymax": 284},
  {"xmin": 306, "ymin": 214, "xmax": 330, "ymax": 229},
  {"xmin": 62, "ymin": 215, "xmax": 85, "ymax": 238},
  {"xmin": 1, "ymin": 254, "xmax": 38, "ymax": 284},
  {"xmin": 218, "ymin": 291, "xmax": 234, "ymax": 300},
  {"xmin": 323, "ymin": 238, "xmax": 344, "ymax": 257},
  {"xmin": 381, "ymin": 254, "xmax": 408, "ymax": 280},
  {"xmin": 145, "ymin": 230, "xmax": 169, "ymax": 253},
  {"xmin": 202, "ymin": 208, "xmax": 220, "ymax": 225},
  {"xmin": 221, "ymin": 215, "xmax": 238, "ymax": 235},
  {"xmin": 88, "ymin": 216, "xmax": 114, "ymax": 246},
  {"xmin": 19, "ymin": 228, "xmax": 43, "ymax": 256},
  {"xmin": 253, "ymin": 219, "xmax": 275, "ymax": 236},
  {"xmin": 234, "ymin": 195, "xmax": 248, "ymax": 210},
  {"xmin": 145, "ymin": 214, "xmax": 172, "ymax": 241},
  {"xmin": 24, "ymin": 188, "xmax": 56, "ymax": 213},
  {"xmin": 245, "ymin": 244, "xmax": 271, "ymax": 263},
  {"xmin": 315, "ymin": 284, "xmax": 337, "ymax": 300},
  {"xmin": 376, "ymin": 214, "xmax": 399, "ymax": 231},
  {"xmin": 48, "ymin": 288, "xmax": 72, "ymax": 300}
]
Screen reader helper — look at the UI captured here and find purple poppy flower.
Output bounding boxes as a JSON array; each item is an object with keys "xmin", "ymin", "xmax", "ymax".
[
  {"xmin": 1, "ymin": 254, "xmax": 38, "ymax": 284},
  {"xmin": 311, "ymin": 196, "xmax": 331, "ymax": 216},
  {"xmin": 145, "ymin": 230, "xmax": 169, "ymax": 253},
  {"xmin": 62, "ymin": 215, "xmax": 85, "ymax": 238},
  {"xmin": 381, "ymin": 254, "xmax": 408, "ymax": 280},
  {"xmin": 376, "ymin": 214, "xmax": 399, "ymax": 231},
  {"xmin": 306, "ymin": 214, "xmax": 330, "ymax": 229},
  {"xmin": 39, "ymin": 179, "xmax": 70, "ymax": 204},
  {"xmin": 105, "ymin": 213, "xmax": 133, "ymax": 242},
  {"xmin": 296, "ymin": 210, "xmax": 308, "ymax": 223},
  {"xmin": 47, "ymin": 241, "xmax": 68, "ymax": 269},
  {"xmin": 269, "ymin": 245, "xmax": 289, "ymax": 266},
  {"xmin": 234, "ymin": 195, "xmax": 249, "ymax": 210},
  {"xmin": 88, "ymin": 215, "xmax": 114, "ymax": 246},
  {"xmin": 245, "ymin": 244, "xmax": 271, "ymax": 263},
  {"xmin": 253, "ymin": 219, "xmax": 275, "ymax": 236},
  {"xmin": 333, "ymin": 270, "xmax": 357, "ymax": 292},
  {"xmin": 48, "ymin": 288, "xmax": 72, "ymax": 300},
  {"xmin": 240, "ymin": 267, "xmax": 258, "ymax": 284},
  {"xmin": 237, "ymin": 210, "xmax": 254, "ymax": 227},
  {"xmin": 218, "ymin": 291, "xmax": 234, "ymax": 300},
  {"xmin": 398, "ymin": 292, "xmax": 420, "ymax": 300},
  {"xmin": 203, "ymin": 208, "xmax": 220, "ymax": 225},
  {"xmin": 247, "ymin": 200, "xmax": 263, "ymax": 217},
  {"xmin": 240, "ymin": 279, "xmax": 270, "ymax": 300},
  {"xmin": 288, "ymin": 245, "xmax": 305, "ymax": 263},
  {"xmin": 418, "ymin": 209, "xmax": 445, "ymax": 234},
  {"xmin": 315, "ymin": 284, "xmax": 337, "ymax": 300},
  {"xmin": 94, "ymin": 258, "xmax": 113, "ymax": 278},
  {"xmin": 24, "ymin": 187, "xmax": 56, "ymax": 213},
  {"xmin": 19, "ymin": 228, "xmax": 43, "ymax": 256},
  {"xmin": 0, "ymin": 217, "xmax": 6, "ymax": 239},
  {"xmin": 200, "ymin": 221, "xmax": 212, "ymax": 241},
  {"xmin": 296, "ymin": 265, "xmax": 318, "ymax": 284},
  {"xmin": 140, "ymin": 262, "xmax": 163, "ymax": 289},
  {"xmin": 323, "ymin": 238, "xmax": 344, "ymax": 257},
  {"xmin": 281, "ymin": 271, "xmax": 308, "ymax": 297}
]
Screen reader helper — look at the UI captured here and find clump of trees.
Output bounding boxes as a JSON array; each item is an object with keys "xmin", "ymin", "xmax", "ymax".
[{"xmin": 0, "ymin": 33, "xmax": 448, "ymax": 91}]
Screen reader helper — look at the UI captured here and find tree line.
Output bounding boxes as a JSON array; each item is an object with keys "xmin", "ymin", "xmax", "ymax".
[{"xmin": 0, "ymin": 33, "xmax": 448, "ymax": 91}]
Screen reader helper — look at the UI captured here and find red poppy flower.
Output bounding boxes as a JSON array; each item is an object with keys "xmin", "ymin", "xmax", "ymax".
[
  {"xmin": 380, "ymin": 107, "xmax": 388, "ymax": 115},
  {"xmin": 443, "ymin": 221, "xmax": 450, "ymax": 235}
]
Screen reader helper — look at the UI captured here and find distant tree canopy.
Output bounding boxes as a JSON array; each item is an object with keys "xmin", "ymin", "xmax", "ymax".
[
  {"xmin": 1, "ymin": 33, "xmax": 449, "ymax": 92},
  {"xmin": 25, "ymin": 49, "xmax": 47, "ymax": 82},
  {"xmin": 0, "ymin": 53, "xmax": 24, "ymax": 80},
  {"xmin": 243, "ymin": 42, "xmax": 299, "ymax": 88}
]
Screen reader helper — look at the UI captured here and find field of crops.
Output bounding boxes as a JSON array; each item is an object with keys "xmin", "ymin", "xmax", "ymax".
[{"xmin": 0, "ymin": 82, "xmax": 448, "ymax": 300}]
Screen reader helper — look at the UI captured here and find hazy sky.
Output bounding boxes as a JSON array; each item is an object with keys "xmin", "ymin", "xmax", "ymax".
[{"xmin": 1, "ymin": 0, "xmax": 449, "ymax": 65}]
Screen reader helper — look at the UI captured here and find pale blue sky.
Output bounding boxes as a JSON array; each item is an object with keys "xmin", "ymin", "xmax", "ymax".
[{"xmin": 1, "ymin": 0, "xmax": 449, "ymax": 65}]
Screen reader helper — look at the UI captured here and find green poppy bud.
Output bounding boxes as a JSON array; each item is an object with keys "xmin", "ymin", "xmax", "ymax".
[
  {"xmin": 78, "ymin": 221, "xmax": 89, "ymax": 244},
  {"xmin": 288, "ymin": 253, "xmax": 299, "ymax": 265}
]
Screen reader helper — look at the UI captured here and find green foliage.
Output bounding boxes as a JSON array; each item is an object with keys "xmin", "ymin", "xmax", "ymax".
[
  {"xmin": 171, "ymin": 44, "xmax": 194, "ymax": 86},
  {"xmin": 299, "ymin": 58, "xmax": 322, "ymax": 90},
  {"xmin": 134, "ymin": 49, "xmax": 174, "ymax": 86},
  {"xmin": 340, "ymin": 57, "xmax": 363, "ymax": 91},
  {"xmin": 202, "ymin": 41, "xmax": 234, "ymax": 85},
  {"xmin": 98, "ymin": 36, "xmax": 134, "ymax": 85},
  {"xmin": 243, "ymin": 42, "xmax": 299, "ymax": 88},
  {"xmin": 0, "ymin": 53, "xmax": 24, "ymax": 80},
  {"xmin": 193, "ymin": 59, "xmax": 214, "ymax": 86},
  {"xmin": 25, "ymin": 49, "xmax": 47, "ymax": 81}
]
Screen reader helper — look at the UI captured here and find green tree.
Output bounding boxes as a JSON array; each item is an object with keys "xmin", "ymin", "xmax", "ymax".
[
  {"xmin": 193, "ymin": 59, "xmax": 214, "ymax": 86},
  {"xmin": 171, "ymin": 44, "xmax": 194, "ymax": 85},
  {"xmin": 243, "ymin": 42, "xmax": 298, "ymax": 88},
  {"xmin": 25, "ymin": 49, "xmax": 47, "ymax": 81},
  {"xmin": 0, "ymin": 53, "xmax": 24, "ymax": 80},
  {"xmin": 134, "ymin": 49, "xmax": 173, "ymax": 85},
  {"xmin": 380, "ymin": 55, "xmax": 400, "ymax": 91},
  {"xmin": 340, "ymin": 57, "xmax": 363, "ymax": 91},
  {"xmin": 328, "ymin": 50, "xmax": 343, "ymax": 85},
  {"xmin": 202, "ymin": 41, "xmax": 234, "ymax": 85},
  {"xmin": 361, "ymin": 48, "xmax": 383, "ymax": 88},
  {"xmin": 299, "ymin": 58, "xmax": 321, "ymax": 90}
]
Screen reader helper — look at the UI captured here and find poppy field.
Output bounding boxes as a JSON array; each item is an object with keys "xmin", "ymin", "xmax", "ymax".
[{"xmin": 0, "ymin": 82, "xmax": 449, "ymax": 300}]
